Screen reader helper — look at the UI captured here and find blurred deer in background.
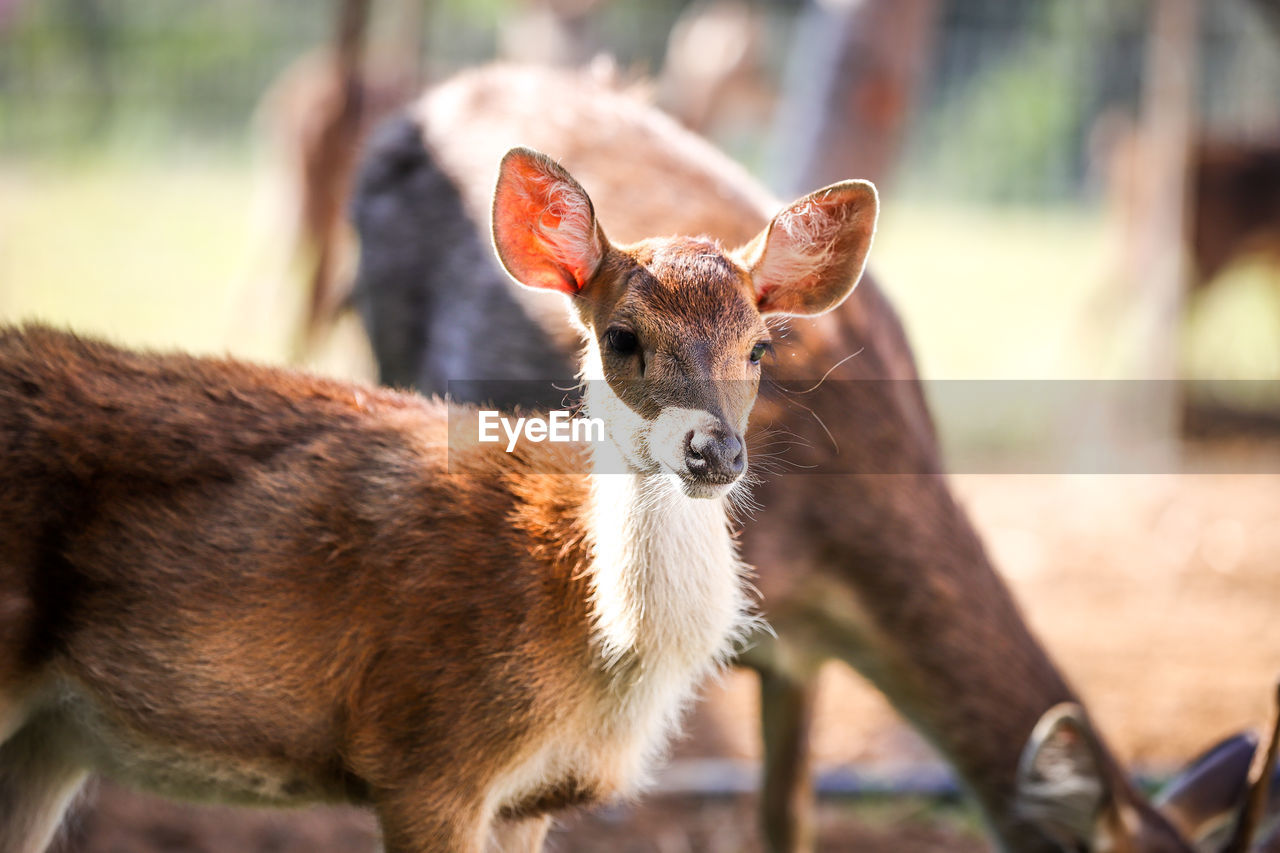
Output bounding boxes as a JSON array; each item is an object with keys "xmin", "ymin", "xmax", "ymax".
[
  {"xmin": 1188, "ymin": 140, "xmax": 1280, "ymax": 294},
  {"xmin": 348, "ymin": 64, "xmax": 1277, "ymax": 852},
  {"xmin": 1014, "ymin": 688, "xmax": 1280, "ymax": 852},
  {"xmin": 260, "ymin": 0, "xmax": 422, "ymax": 356},
  {"xmin": 0, "ymin": 147, "xmax": 876, "ymax": 853}
]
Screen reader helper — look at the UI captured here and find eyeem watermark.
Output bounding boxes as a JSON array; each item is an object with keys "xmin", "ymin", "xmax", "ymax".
[
  {"xmin": 449, "ymin": 379, "xmax": 1280, "ymax": 473},
  {"xmin": 477, "ymin": 410, "xmax": 606, "ymax": 452}
]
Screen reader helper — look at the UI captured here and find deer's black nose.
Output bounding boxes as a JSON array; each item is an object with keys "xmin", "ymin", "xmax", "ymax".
[{"xmin": 684, "ymin": 427, "xmax": 745, "ymax": 482}]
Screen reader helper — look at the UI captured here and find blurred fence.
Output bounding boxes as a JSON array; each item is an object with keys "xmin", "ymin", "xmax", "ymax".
[
  {"xmin": 0, "ymin": 0, "xmax": 703, "ymax": 158},
  {"xmin": 900, "ymin": 0, "xmax": 1280, "ymax": 202},
  {"xmin": 0, "ymin": 0, "xmax": 333, "ymax": 155},
  {"xmin": 0, "ymin": 0, "xmax": 1277, "ymax": 203}
]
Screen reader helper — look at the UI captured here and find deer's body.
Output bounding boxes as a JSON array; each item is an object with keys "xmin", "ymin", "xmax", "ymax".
[
  {"xmin": 0, "ymin": 334, "xmax": 743, "ymax": 850},
  {"xmin": 351, "ymin": 64, "xmax": 1244, "ymax": 852},
  {"xmin": 1, "ymin": 144, "xmax": 878, "ymax": 852},
  {"xmin": 0, "ymin": 327, "xmax": 716, "ymax": 820}
]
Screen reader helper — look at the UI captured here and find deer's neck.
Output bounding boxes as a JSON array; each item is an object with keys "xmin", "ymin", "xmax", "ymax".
[{"xmin": 583, "ymin": 472, "xmax": 749, "ymax": 681}]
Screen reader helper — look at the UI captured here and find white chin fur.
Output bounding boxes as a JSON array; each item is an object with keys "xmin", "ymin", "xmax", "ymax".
[{"xmin": 663, "ymin": 467, "xmax": 737, "ymax": 500}]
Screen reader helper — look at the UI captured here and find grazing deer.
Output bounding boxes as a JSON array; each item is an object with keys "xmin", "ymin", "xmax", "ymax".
[
  {"xmin": 348, "ymin": 64, "xmax": 1271, "ymax": 851},
  {"xmin": 0, "ymin": 147, "xmax": 877, "ymax": 852},
  {"xmin": 260, "ymin": 0, "xmax": 422, "ymax": 351}
]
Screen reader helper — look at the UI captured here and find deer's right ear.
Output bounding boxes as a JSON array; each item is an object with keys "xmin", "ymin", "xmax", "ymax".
[
  {"xmin": 738, "ymin": 180, "xmax": 878, "ymax": 317},
  {"xmin": 491, "ymin": 147, "xmax": 608, "ymax": 295},
  {"xmin": 1013, "ymin": 703, "xmax": 1110, "ymax": 850}
]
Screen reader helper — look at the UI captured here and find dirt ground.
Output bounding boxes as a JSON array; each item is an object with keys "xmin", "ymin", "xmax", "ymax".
[
  {"xmin": 50, "ymin": 464, "xmax": 1280, "ymax": 852},
  {"xmin": 54, "ymin": 784, "xmax": 989, "ymax": 853}
]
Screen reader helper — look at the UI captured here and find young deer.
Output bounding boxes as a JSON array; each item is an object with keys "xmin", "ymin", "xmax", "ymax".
[
  {"xmin": 348, "ymin": 64, "xmax": 1271, "ymax": 852},
  {"xmin": 0, "ymin": 148, "xmax": 876, "ymax": 853}
]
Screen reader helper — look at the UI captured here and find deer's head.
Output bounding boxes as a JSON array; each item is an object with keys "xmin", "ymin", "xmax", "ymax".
[
  {"xmin": 1016, "ymin": 684, "xmax": 1280, "ymax": 852},
  {"xmin": 491, "ymin": 147, "xmax": 877, "ymax": 498}
]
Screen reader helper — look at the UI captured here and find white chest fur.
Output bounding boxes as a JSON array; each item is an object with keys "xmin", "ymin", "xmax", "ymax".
[
  {"xmin": 582, "ymin": 472, "xmax": 753, "ymax": 783},
  {"xmin": 488, "ymin": 473, "xmax": 753, "ymax": 817},
  {"xmin": 587, "ymin": 474, "xmax": 745, "ymax": 670}
]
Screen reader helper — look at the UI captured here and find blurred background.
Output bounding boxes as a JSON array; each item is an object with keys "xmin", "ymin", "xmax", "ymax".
[{"xmin": 2, "ymin": 0, "xmax": 1279, "ymax": 850}]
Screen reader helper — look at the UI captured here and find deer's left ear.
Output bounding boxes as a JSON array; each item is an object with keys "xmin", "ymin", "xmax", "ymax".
[
  {"xmin": 738, "ymin": 180, "xmax": 878, "ymax": 317},
  {"xmin": 492, "ymin": 147, "xmax": 609, "ymax": 295}
]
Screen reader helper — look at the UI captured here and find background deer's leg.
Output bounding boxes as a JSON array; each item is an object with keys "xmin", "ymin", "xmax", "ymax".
[{"xmin": 758, "ymin": 665, "xmax": 820, "ymax": 853}]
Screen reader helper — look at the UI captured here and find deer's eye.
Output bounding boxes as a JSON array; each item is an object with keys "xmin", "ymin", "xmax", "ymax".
[
  {"xmin": 749, "ymin": 342, "xmax": 770, "ymax": 365},
  {"xmin": 606, "ymin": 328, "xmax": 639, "ymax": 356}
]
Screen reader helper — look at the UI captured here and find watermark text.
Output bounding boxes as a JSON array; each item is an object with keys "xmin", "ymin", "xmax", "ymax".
[{"xmin": 477, "ymin": 410, "xmax": 606, "ymax": 452}]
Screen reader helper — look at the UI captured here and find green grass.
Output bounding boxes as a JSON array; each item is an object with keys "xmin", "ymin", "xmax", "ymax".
[
  {"xmin": 1185, "ymin": 258, "xmax": 1280, "ymax": 379},
  {"xmin": 874, "ymin": 203, "xmax": 1112, "ymax": 378},
  {"xmin": 0, "ymin": 157, "xmax": 302, "ymax": 364}
]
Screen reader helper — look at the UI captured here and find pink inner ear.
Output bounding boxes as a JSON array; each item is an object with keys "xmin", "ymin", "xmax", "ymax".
[
  {"xmin": 493, "ymin": 155, "xmax": 601, "ymax": 295},
  {"xmin": 753, "ymin": 203, "xmax": 842, "ymax": 312},
  {"xmin": 748, "ymin": 182, "xmax": 877, "ymax": 316}
]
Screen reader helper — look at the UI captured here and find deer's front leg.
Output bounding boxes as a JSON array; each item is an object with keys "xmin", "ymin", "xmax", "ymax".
[
  {"xmin": 486, "ymin": 815, "xmax": 551, "ymax": 852},
  {"xmin": 374, "ymin": 786, "xmax": 491, "ymax": 853},
  {"xmin": 0, "ymin": 719, "xmax": 89, "ymax": 853},
  {"xmin": 758, "ymin": 666, "xmax": 820, "ymax": 853}
]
